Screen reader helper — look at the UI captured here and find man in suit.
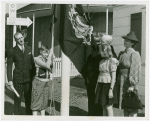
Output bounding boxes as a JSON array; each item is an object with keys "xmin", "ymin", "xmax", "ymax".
[{"xmin": 7, "ymin": 32, "xmax": 35, "ymax": 115}]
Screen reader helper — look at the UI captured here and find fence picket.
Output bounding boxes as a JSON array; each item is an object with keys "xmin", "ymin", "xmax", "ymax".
[{"xmin": 53, "ymin": 57, "xmax": 80, "ymax": 77}]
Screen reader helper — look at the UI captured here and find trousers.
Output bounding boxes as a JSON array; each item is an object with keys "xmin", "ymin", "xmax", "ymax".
[{"xmin": 13, "ymin": 82, "xmax": 32, "ymax": 115}]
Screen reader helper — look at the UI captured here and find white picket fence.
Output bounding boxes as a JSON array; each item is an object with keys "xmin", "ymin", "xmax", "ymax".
[
  {"xmin": 5, "ymin": 57, "xmax": 80, "ymax": 78},
  {"xmin": 53, "ymin": 57, "xmax": 80, "ymax": 77}
]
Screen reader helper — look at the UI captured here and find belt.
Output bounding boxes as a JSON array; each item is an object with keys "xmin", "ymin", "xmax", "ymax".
[{"xmin": 99, "ymin": 72, "xmax": 110, "ymax": 76}]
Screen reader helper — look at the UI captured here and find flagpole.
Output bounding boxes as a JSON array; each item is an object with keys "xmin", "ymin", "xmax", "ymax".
[
  {"xmin": 61, "ymin": 51, "xmax": 71, "ymax": 116},
  {"xmin": 32, "ymin": 13, "xmax": 35, "ymax": 56}
]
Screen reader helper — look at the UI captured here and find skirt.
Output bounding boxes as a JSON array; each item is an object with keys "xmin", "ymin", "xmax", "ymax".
[
  {"xmin": 95, "ymin": 83, "xmax": 118, "ymax": 105},
  {"xmin": 31, "ymin": 78, "xmax": 51, "ymax": 111}
]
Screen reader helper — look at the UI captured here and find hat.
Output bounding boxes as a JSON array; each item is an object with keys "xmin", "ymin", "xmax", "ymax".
[{"xmin": 122, "ymin": 31, "xmax": 139, "ymax": 43}]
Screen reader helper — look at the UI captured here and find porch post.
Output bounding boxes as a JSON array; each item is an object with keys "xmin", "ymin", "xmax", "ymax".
[
  {"xmin": 61, "ymin": 51, "xmax": 71, "ymax": 116},
  {"xmin": 13, "ymin": 25, "xmax": 16, "ymax": 47},
  {"xmin": 32, "ymin": 13, "xmax": 35, "ymax": 56},
  {"xmin": 19, "ymin": 15, "xmax": 21, "ymax": 30},
  {"xmin": 106, "ymin": 7, "xmax": 108, "ymax": 35}
]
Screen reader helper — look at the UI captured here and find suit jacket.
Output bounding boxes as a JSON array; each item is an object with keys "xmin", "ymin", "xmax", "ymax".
[{"xmin": 7, "ymin": 45, "xmax": 35, "ymax": 83}]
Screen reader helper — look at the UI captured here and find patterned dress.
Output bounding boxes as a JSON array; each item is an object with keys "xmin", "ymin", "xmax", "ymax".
[
  {"xmin": 116, "ymin": 48, "xmax": 141, "ymax": 111},
  {"xmin": 31, "ymin": 50, "xmax": 53, "ymax": 111}
]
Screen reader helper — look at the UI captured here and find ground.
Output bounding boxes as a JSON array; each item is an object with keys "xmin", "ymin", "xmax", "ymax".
[{"xmin": 4, "ymin": 77, "xmax": 145, "ymax": 116}]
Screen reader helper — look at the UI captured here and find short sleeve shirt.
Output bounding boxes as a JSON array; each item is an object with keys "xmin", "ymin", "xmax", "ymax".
[{"xmin": 97, "ymin": 58, "xmax": 119, "ymax": 83}]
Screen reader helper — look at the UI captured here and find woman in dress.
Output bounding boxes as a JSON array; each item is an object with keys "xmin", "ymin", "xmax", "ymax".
[
  {"xmin": 31, "ymin": 44, "xmax": 54, "ymax": 115},
  {"xmin": 116, "ymin": 31, "xmax": 141, "ymax": 117},
  {"xmin": 95, "ymin": 35, "xmax": 119, "ymax": 116}
]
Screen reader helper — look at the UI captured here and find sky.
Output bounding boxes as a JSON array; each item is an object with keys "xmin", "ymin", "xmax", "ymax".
[{"xmin": 5, "ymin": 3, "xmax": 30, "ymax": 13}]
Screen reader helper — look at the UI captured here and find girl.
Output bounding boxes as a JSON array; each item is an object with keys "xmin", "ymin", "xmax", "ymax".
[
  {"xmin": 31, "ymin": 44, "xmax": 54, "ymax": 115},
  {"xmin": 95, "ymin": 35, "xmax": 119, "ymax": 116}
]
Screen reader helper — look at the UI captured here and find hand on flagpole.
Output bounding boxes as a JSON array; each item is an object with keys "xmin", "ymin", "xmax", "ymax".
[{"xmin": 51, "ymin": 54, "xmax": 55, "ymax": 62}]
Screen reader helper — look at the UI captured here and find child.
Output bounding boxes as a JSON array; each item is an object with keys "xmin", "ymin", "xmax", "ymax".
[
  {"xmin": 95, "ymin": 35, "xmax": 119, "ymax": 116},
  {"xmin": 31, "ymin": 44, "xmax": 54, "ymax": 115}
]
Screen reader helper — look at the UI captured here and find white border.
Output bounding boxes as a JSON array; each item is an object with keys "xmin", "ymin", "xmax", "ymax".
[{"xmin": 0, "ymin": 0, "xmax": 149, "ymax": 121}]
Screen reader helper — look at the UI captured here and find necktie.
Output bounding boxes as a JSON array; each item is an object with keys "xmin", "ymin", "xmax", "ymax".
[{"xmin": 22, "ymin": 46, "xmax": 24, "ymax": 53}]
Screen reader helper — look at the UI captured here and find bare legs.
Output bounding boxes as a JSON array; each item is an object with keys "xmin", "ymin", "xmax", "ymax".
[
  {"xmin": 32, "ymin": 109, "xmax": 45, "ymax": 116},
  {"xmin": 102, "ymin": 105, "xmax": 113, "ymax": 116},
  {"xmin": 41, "ymin": 110, "xmax": 45, "ymax": 116},
  {"xmin": 32, "ymin": 111, "xmax": 38, "ymax": 115}
]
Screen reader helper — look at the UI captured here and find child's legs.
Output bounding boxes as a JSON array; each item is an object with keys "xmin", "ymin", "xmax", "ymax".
[
  {"xmin": 105, "ymin": 105, "xmax": 113, "ymax": 116},
  {"xmin": 41, "ymin": 110, "xmax": 45, "ymax": 116},
  {"xmin": 32, "ymin": 111, "xmax": 38, "ymax": 115}
]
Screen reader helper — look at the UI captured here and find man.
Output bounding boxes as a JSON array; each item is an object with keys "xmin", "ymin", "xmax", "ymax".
[
  {"xmin": 7, "ymin": 32, "xmax": 35, "ymax": 115},
  {"xmin": 82, "ymin": 45, "xmax": 103, "ymax": 116},
  {"xmin": 81, "ymin": 34, "xmax": 117, "ymax": 116}
]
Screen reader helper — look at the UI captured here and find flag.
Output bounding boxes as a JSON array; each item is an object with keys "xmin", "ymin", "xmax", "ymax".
[{"xmin": 52, "ymin": 4, "xmax": 94, "ymax": 73}]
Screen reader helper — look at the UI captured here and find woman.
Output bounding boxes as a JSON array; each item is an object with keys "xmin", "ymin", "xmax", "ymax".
[
  {"xmin": 117, "ymin": 31, "xmax": 141, "ymax": 117},
  {"xmin": 31, "ymin": 44, "xmax": 54, "ymax": 115},
  {"xmin": 95, "ymin": 35, "xmax": 119, "ymax": 116}
]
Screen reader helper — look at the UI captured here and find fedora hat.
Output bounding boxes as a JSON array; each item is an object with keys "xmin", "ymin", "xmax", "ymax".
[{"xmin": 122, "ymin": 31, "xmax": 139, "ymax": 43}]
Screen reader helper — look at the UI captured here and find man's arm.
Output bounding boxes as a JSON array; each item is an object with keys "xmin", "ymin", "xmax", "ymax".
[{"xmin": 6, "ymin": 49, "xmax": 14, "ymax": 91}]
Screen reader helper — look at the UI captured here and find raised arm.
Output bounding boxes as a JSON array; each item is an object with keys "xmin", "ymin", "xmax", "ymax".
[{"xmin": 34, "ymin": 49, "xmax": 53, "ymax": 70}]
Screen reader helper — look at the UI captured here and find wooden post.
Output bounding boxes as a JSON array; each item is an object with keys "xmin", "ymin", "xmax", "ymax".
[
  {"xmin": 13, "ymin": 25, "xmax": 16, "ymax": 47},
  {"xmin": 32, "ymin": 13, "xmax": 35, "ymax": 56},
  {"xmin": 19, "ymin": 15, "xmax": 21, "ymax": 30},
  {"xmin": 106, "ymin": 7, "xmax": 108, "ymax": 35},
  {"xmin": 61, "ymin": 51, "xmax": 71, "ymax": 116}
]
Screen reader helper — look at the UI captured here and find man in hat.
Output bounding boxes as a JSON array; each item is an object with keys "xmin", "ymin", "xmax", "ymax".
[
  {"xmin": 81, "ymin": 34, "xmax": 117, "ymax": 116},
  {"xmin": 7, "ymin": 32, "xmax": 35, "ymax": 115}
]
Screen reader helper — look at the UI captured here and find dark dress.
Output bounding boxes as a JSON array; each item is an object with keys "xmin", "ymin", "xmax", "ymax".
[{"xmin": 95, "ymin": 58, "xmax": 118, "ymax": 105}]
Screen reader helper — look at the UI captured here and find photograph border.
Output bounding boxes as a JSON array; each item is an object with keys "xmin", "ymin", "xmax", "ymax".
[{"xmin": 1, "ymin": 0, "xmax": 149, "ymax": 120}]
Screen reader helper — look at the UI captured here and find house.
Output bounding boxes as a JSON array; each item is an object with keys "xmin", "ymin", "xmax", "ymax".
[
  {"xmin": 112, "ymin": 5, "xmax": 146, "ymax": 107},
  {"xmin": 6, "ymin": 4, "xmax": 115, "ymax": 57},
  {"xmin": 5, "ymin": 3, "xmax": 146, "ymax": 107}
]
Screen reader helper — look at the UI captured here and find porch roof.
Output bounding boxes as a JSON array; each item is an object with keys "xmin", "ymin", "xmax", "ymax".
[{"xmin": 17, "ymin": 4, "xmax": 124, "ymax": 18}]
